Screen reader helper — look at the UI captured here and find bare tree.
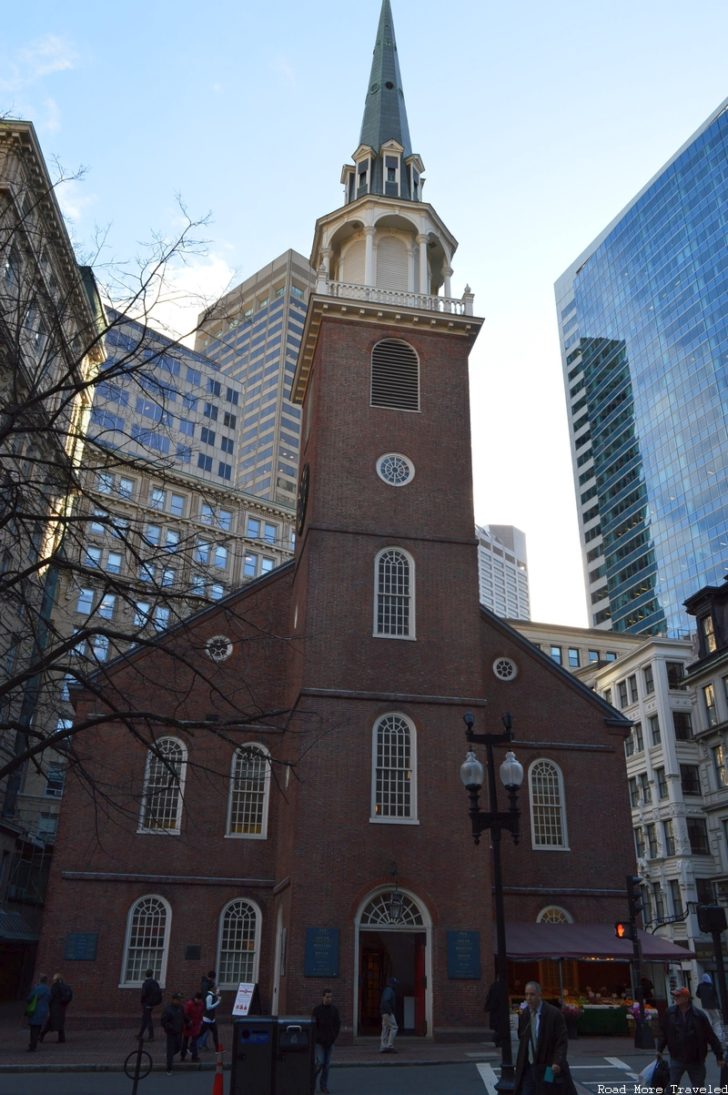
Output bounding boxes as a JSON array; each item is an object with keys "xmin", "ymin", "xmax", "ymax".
[{"xmin": 0, "ymin": 119, "xmax": 299, "ymax": 839}]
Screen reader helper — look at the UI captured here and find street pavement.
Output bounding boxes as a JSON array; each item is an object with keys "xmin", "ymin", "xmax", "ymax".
[{"xmin": 1, "ymin": 1008, "xmax": 724, "ymax": 1094}]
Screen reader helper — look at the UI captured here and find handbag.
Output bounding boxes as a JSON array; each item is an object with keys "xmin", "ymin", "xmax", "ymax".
[{"xmin": 24, "ymin": 993, "xmax": 38, "ymax": 1018}]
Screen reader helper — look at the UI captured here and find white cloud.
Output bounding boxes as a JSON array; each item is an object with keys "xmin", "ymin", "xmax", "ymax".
[
  {"xmin": 55, "ymin": 177, "xmax": 96, "ymax": 224},
  {"xmin": 0, "ymin": 34, "xmax": 77, "ymax": 93},
  {"xmin": 124, "ymin": 252, "xmax": 237, "ymax": 345},
  {"xmin": 19, "ymin": 34, "xmax": 76, "ymax": 80}
]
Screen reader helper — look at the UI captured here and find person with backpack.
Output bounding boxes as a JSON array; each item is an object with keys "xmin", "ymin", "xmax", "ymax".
[
  {"xmin": 139, "ymin": 968, "xmax": 162, "ymax": 1041},
  {"xmin": 196, "ymin": 971, "xmax": 216, "ymax": 1050},
  {"xmin": 25, "ymin": 974, "xmax": 51, "ymax": 1052},
  {"xmin": 200, "ymin": 982, "xmax": 222, "ymax": 1051},
  {"xmin": 39, "ymin": 973, "xmax": 72, "ymax": 1043}
]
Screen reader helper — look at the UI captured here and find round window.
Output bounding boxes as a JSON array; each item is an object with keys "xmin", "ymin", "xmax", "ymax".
[
  {"xmin": 206, "ymin": 635, "xmax": 233, "ymax": 663},
  {"xmin": 492, "ymin": 657, "xmax": 518, "ymax": 682},
  {"xmin": 376, "ymin": 453, "xmax": 414, "ymax": 487}
]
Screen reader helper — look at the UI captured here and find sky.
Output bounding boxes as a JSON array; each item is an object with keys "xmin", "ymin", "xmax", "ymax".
[{"xmin": 3, "ymin": 0, "xmax": 726, "ymax": 626}]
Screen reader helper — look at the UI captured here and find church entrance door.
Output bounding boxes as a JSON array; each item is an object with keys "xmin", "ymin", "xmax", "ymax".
[{"xmin": 355, "ymin": 889, "xmax": 430, "ymax": 1037}]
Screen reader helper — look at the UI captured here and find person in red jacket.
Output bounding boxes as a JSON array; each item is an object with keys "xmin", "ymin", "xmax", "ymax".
[{"xmin": 181, "ymin": 992, "xmax": 204, "ymax": 1062}]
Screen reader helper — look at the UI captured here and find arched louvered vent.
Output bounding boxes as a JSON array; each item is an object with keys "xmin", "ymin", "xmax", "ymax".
[{"xmin": 371, "ymin": 339, "xmax": 419, "ymax": 411}]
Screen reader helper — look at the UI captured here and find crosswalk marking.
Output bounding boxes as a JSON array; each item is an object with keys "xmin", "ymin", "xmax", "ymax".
[{"xmin": 476, "ymin": 1061, "xmax": 498, "ymax": 1094}]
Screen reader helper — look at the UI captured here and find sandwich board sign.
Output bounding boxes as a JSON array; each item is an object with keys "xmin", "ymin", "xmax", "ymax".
[{"xmin": 232, "ymin": 983, "xmax": 260, "ymax": 1016}]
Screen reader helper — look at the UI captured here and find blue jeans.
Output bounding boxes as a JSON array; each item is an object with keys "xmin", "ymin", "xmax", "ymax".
[
  {"xmin": 315, "ymin": 1043, "xmax": 333, "ymax": 1091},
  {"xmin": 668, "ymin": 1058, "xmax": 707, "ymax": 1087}
]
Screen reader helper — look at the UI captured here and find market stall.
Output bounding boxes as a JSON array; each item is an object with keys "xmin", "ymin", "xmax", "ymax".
[{"xmin": 503, "ymin": 922, "xmax": 693, "ymax": 1033}]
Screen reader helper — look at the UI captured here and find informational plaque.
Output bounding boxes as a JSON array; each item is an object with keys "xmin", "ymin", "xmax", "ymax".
[
  {"xmin": 63, "ymin": 932, "xmax": 98, "ymax": 961},
  {"xmin": 447, "ymin": 930, "xmax": 481, "ymax": 979},
  {"xmin": 304, "ymin": 927, "xmax": 340, "ymax": 977},
  {"xmin": 232, "ymin": 982, "xmax": 259, "ymax": 1016}
]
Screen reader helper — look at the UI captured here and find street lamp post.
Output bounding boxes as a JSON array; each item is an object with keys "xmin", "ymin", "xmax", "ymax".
[{"xmin": 460, "ymin": 711, "xmax": 523, "ymax": 1095}]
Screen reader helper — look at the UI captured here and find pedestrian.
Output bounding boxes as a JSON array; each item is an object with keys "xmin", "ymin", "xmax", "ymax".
[
  {"xmin": 312, "ymin": 988, "xmax": 341, "ymax": 1094},
  {"xmin": 697, "ymin": 973, "xmax": 725, "ymax": 1042},
  {"xmin": 139, "ymin": 968, "xmax": 162, "ymax": 1041},
  {"xmin": 181, "ymin": 992, "xmax": 204, "ymax": 1062},
  {"xmin": 657, "ymin": 985, "xmax": 724, "ymax": 1088},
  {"xmin": 514, "ymin": 981, "xmax": 577, "ymax": 1095},
  {"xmin": 200, "ymin": 982, "xmax": 222, "ymax": 1051},
  {"xmin": 485, "ymin": 980, "xmax": 509, "ymax": 1048},
  {"xmin": 196, "ymin": 970, "xmax": 216, "ymax": 1049},
  {"xmin": 379, "ymin": 977, "xmax": 399, "ymax": 1053},
  {"xmin": 161, "ymin": 992, "xmax": 185, "ymax": 1075},
  {"xmin": 39, "ymin": 972, "xmax": 72, "ymax": 1043},
  {"xmin": 25, "ymin": 974, "xmax": 51, "ymax": 1053}
]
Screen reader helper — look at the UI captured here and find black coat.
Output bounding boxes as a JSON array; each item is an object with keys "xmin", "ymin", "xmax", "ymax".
[
  {"xmin": 46, "ymin": 981, "xmax": 71, "ymax": 1031},
  {"xmin": 311, "ymin": 1003, "xmax": 341, "ymax": 1048},
  {"xmin": 515, "ymin": 1002, "xmax": 577, "ymax": 1095},
  {"xmin": 658, "ymin": 1004, "xmax": 723, "ymax": 1062},
  {"xmin": 161, "ymin": 1003, "xmax": 185, "ymax": 1037}
]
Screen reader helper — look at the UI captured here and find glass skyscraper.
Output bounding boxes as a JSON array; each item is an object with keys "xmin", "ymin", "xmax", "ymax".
[{"xmin": 556, "ymin": 99, "xmax": 728, "ymax": 637}]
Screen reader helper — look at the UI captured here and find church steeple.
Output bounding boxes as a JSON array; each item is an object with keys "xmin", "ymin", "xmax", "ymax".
[
  {"xmin": 341, "ymin": 0, "xmax": 424, "ymax": 204},
  {"xmin": 360, "ymin": 0, "xmax": 412, "ymax": 161}
]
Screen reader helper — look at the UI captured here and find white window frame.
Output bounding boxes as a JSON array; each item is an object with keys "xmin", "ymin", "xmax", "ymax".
[
  {"xmin": 370, "ymin": 712, "xmax": 418, "ymax": 825},
  {"xmin": 226, "ymin": 744, "xmax": 271, "ymax": 839},
  {"xmin": 138, "ymin": 737, "xmax": 187, "ymax": 835},
  {"xmin": 216, "ymin": 898, "xmax": 262, "ymax": 990},
  {"xmin": 529, "ymin": 758, "xmax": 569, "ymax": 851},
  {"xmin": 120, "ymin": 894, "xmax": 171, "ymax": 987},
  {"xmin": 373, "ymin": 547, "xmax": 415, "ymax": 639}
]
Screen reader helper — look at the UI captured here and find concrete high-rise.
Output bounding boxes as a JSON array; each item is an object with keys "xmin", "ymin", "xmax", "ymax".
[
  {"xmin": 195, "ymin": 250, "xmax": 314, "ymax": 507},
  {"xmin": 476, "ymin": 524, "xmax": 530, "ymax": 619},
  {"xmin": 556, "ymin": 100, "xmax": 728, "ymax": 638}
]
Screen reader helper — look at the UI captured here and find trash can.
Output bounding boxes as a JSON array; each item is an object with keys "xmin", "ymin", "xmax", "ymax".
[
  {"xmin": 274, "ymin": 1017, "xmax": 315, "ymax": 1095},
  {"xmin": 230, "ymin": 1016, "xmax": 276, "ymax": 1095}
]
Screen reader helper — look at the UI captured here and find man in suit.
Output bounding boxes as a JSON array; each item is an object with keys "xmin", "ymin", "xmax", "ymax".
[{"xmin": 515, "ymin": 981, "xmax": 576, "ymax": 1095}]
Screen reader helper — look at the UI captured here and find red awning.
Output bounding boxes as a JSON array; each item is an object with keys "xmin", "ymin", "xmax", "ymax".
[{"xmin": 504, "ymin": 923, "xmax": 693, "ymax": 961}]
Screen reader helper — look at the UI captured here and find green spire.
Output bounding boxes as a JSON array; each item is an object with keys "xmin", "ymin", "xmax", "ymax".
[{"xmin": 359, "ymin": 0, "xmax": 413, "ymax": 159}]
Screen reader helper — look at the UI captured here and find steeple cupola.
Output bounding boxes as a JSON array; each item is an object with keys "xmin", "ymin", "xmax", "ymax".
[{"xmin": 293, "ymin": 1, "xmax": 476, "ymax": 403}]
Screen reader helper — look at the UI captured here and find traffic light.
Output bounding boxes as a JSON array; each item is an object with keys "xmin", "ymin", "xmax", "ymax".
[
  {"xmin": 627, "ymin": 875, "xmax": 643, "ymax": 922},
  {"xmin": 614, "ymin": 920, "xmax": 633, "ymax": 940}
]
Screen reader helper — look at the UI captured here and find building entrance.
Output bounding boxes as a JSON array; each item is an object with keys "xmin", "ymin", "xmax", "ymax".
[{"xmin": 356, "ymin": 889, "xmax": 430, "ymax": 1037}]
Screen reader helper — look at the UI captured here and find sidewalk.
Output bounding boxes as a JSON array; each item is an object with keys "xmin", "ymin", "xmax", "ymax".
[{"xmin": 0, "ymin": 1006, "xmax": 663, "ymax": 1074}]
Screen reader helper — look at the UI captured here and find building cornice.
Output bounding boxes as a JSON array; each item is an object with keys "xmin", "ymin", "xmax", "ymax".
[{"xmin": 292, "ymin": 295, "xmax": 482, "ymax": 403}]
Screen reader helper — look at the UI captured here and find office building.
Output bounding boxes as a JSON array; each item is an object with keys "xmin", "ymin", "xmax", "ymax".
[
  {"xmin": 195, "ymin": 250, "xmax": 314, "ymax": 506},
  {"xmin": 556, "ymin": 100, "xmax": 728, "ymax": 638},
  {"xmin": 476, "ymin": 524, "xmax": 530, "ymax": 619},
  {"xmin": 0, "ymin": 119, "xmax": 105, "ymax": 990}
]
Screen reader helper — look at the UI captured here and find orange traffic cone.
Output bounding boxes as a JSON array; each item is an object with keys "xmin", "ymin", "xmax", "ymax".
[{"xmin": 211, "ymin": 1042, "xmax": 224, "ymax": 1095}]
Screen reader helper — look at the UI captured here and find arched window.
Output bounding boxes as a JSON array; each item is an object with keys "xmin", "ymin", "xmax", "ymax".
[
  {"xmin": 227, "ymin": 744, "xmax": 271, "ymax": 839},
  {"xmin": 374, "ymin": 548, "xmax": 415, "ymax": 639},
  {"xmin": 529, "ymin": 759, "xmax": 569, "ymax": 850},
  {"xmin": 121, "ymin": 894, "xmax": 171, "ymax": 985},
  {"xmin": 139, "ymin": 737, "xmax": 187, "ymax": 834},
  {"xmin": 217, "ymin": 899, "xmax": 261, "ymax": 989},
  {"xmin": 371, "ymin": 713, "xmax": 417, "ymax": 823},
  {"xmin": 537, "ymin": 905, "xmax": 573, "ymax": 924},
  {"xmin": 371, "ymin": 339, "xmax": 419, "ymax": 411}
]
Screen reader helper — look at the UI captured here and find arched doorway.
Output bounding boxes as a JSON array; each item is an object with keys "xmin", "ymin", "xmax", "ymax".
[{"xmin": 355, "ymin": 888, "xmax": 432, "ymax": 1038}]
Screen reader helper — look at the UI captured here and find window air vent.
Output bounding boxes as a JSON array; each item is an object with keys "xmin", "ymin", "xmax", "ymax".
[{"xmin": 371, "ymin": 339, "xmax": 420, "ymax": 411}]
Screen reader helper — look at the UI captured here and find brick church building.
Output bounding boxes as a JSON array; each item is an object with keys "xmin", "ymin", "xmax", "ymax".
[{"xmin": 37, "ymin": 1, "xmax": 647, "ymax": 1038}]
